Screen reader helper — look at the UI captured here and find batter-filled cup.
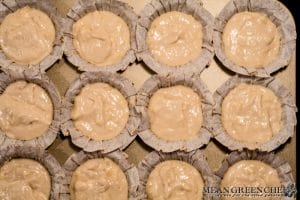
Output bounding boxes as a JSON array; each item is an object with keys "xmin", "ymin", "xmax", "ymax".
[
  {"xmin": 0, "ymin": 146, "xmax": 65, "ymax": 200},
  {"xmin": 136, "ymin": 0, "xmax": 214, "ymax": 76},
  {"xmin": 0, "ymin": 71, "xmax": 61, "ymax": 149},
  {"xmin": 215, "ymin": 150, "xmax": 295, "ymax": 200},
  {"xmin": 136, "ymin": 74, "xmax": 214, "ymax": 152},
  {"xmin": 213, "ymin": 0, "xmax": 296, "ymax": 77},
  {"xmin": 61, "ymin": 150, "xmax": 139, "ymax": 200},
  {"xmin": 0, "ymin": 0, "xmax": 63, "ymax": 73},
  {"xmin": 212, "ymin": 75, "xmax": 296, "ymax": 152},
  {"xmin": 137, "ymin": 150, "xmax": 219, "ymax": 200},
  {"xmin": 61, "ymin": 72, "xmax": 140, "ymax": 153},
  {"xmin": 63, "ymin": 0, "xmax": 137, "ymax": 72}
]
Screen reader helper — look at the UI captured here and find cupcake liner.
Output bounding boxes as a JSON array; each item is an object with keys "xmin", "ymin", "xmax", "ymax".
[
  {"xmin": 0, "ymin": 0, "xmax": 64, "ymax": 73},
  {"xmin": 61, "ymin": 72, "xmax": 139, "ymax": 153},
  {"xmin": 0, "ymin": 146, "xmax": 65, "ymax": 200},
  {"xmin": 137, "ymin": 150, "xmax": 220, "ymax": 200},
  {"xmin": 212, "ymin": 75, "xmax": 297, "ymax": 152},
  {"xmin": 216, "ymin": 150, "xmax": 296, "ymax": 200},
  {"xmin": 63, "ymin": 0, "xmax": 137, "ymax": 72},
  {"xmin": 61, "ymin": 150, "xmax": 139, "ymax": 199},
  {"xmin": 136, "ymin": 74, "xmax": 214, "ymax": 152},
  {"xmin": 213, "ymin": 0, "xmax": 296, "ymax": 77},
  {"xmin": 136, "ymin": 0, "xmax": 214, "ymax": 76},
  {"xmin": 0, "ymin": 70, "xmax": 61, "ymax": 149}
]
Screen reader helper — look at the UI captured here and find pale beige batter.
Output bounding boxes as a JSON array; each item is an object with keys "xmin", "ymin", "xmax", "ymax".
[
  {"xmin": 71, "ymin": 83, "xmax": 129, "ymax": 141},
  {"xmin": 70, "ymin": 158, "xmax": 128, "ymax": 200},
  {"xmin": 146, "ymin": 160, "xmax": 204, "ymax": 200},
  {"xmin": 222, "ymin": 11, "xmax": 280, "ymax": 68},
  {"xmin": 148, "ymin": 85, "xmax": 203, "ymax": 141},
  {"xmin": 222, "ymin": 83, "xmax": 282, "ymax": 145},
  {"xmin": 0, "ymin": 81, "xmax": 53, "ymax": 140},
  {"xmin": 147, "ymin": 11, "xmax": 203, "ymax": 66},
  {"xmin": 0, "ymin": 159, "xmax": 51, "ymax": 200},
  {"xmin": 221, "ymin": 160, "xmax": 281, "ymax": 200},
  {"xmin": 72, "ymin": 11, "xmax": 130, "ymax": 66},
  {"xmin": 0, "ymin": 6, "xmax": 55, "ymax": 65}
]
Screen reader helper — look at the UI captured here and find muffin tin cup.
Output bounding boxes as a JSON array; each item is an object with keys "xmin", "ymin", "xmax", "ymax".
[
  {"xmin": 61, "ymin": 150, "xmax": 139, "ymax": 200},
  {"xmin": 0, "ymin": 0, "xmax": 64, "ymax": 73},
  {"xmin": 216, "ymin": 150, "xmax": 296, "ymax": 200},
  {"xmin": 136, "ymin": 0, "xmax": 214, "ymax": 76},
  {"xmin": 137, "ymin": 150, "xmax": 220, "ymax": 200},
  {"xmin": 0, "ymin": 146, "xmax": 65, "ymax": 200},
  {"xmin": 61, "ymin": 72, "xmax": 140, "ymax": 153},
  {"xmin": 213, "ymin": 0, "xmax": 296, "ymax": 77},
  {"xmin": 0, "ymin": 70, "xmax": 61, "ymax": 149},
  {"xmin": 212, "ymin": 75, "xmax": 297, "ymax": 152},
  {"xmin": 63, "ymin": 0, "xmax": 137, "ymax": 72},
  {"xmin": 136, "ymin": 74, "xmax": 214, "ymax": 152}
]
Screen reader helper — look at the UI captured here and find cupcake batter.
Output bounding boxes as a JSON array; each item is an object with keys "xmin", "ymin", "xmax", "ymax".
[
  {"xmin": 0, "ymin": 6, "xmax": 55, "ymax": 65},
  {"xmin": 70, "ymin": 158, "xmax": 128, "ymax": 200},
  {"xmin": 0, "ymin": 159, "xmax": 51, "ymax": 200},
  {"xmin": 71, "ymin": 83, "xmax": 129, "ymax": 140},
  {"xmin": 222, "ymin": 11, "xmax": 280, "ymax": 68},
  {"xmin": 222, "ymin": 83, "xmax": 282, "ymax": 144},
  {"xmin": 146, "ymin": 160, "xmax": 204, "ymax": 200},
  {"xmin": 221, "ymin": 160, "xmax": 281, "ymax": 200},
  {"xmin": 72, "ymin": 11, "xmax": 130, "ymax": 66},
  {"xmin": 0, "ymin": 81, "xmax": 53, "ymax": 140},
  {"xmin": 148, "ymin": 85, "xmax": 203, "ymax": 141},
  {"xmin": 147, "ymin": 11, "xmax": 203, "ymax": 66}
]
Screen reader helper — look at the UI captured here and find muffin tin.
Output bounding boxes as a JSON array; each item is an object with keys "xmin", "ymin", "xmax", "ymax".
[{"xmin": 0, "ymin": 0, "xmax": 296, "ymax": 199}]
